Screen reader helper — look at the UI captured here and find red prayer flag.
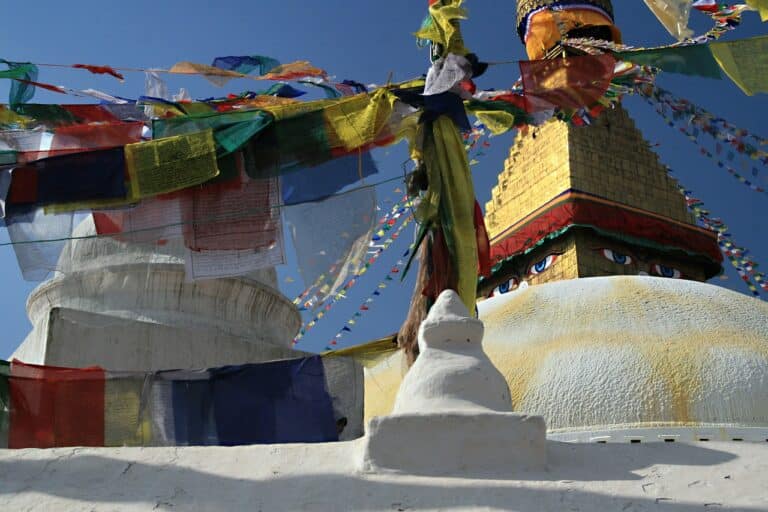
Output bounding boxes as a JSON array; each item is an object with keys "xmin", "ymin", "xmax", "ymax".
[
  {"xmin": 182, "ymin": 163, "xmax": 281, "ymax": 252},
  {"xmin": 520, "ymin": 54, "xmax": 616, "ymax": 112},
  {"xmin": 72, "ymin": 64, "xmax": 125, "ymax": 81},
  {"xmin": 9, "ymin": 360, "xmax": 105, "ymax": 449}
]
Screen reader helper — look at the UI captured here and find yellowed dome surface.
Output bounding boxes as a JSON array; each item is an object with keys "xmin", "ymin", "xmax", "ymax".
[{"xmin": 365, "ymin": 276, "xmax": 768, "ymax": 442}]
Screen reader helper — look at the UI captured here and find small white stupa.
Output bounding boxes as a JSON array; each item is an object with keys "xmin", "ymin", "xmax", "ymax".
[{"xmin": 12, "ymin": 216, "xmax": 302, "ymax": 371}]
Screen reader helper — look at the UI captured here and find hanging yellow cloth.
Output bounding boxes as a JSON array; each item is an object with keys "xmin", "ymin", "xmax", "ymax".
[
  {"xmin": 525, "ymin": 9, "xmax": 622, "ymax": 60},
  {"xmin": 746, "ymin": 0, "xmax": 768, "ymax": 21},
  {"xmin": 418, "ymin": 116, "xmax": 479, "ymax": 313},
  {"xmin": 415, "ymin": 0, "xmax": 470, "ymax": 56},
  {"xmin": 710, "ymin": 35, "xmax": 768, "ymax": 96}
]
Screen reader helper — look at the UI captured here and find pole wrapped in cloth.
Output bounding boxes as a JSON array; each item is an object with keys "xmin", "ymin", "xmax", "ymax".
[
  {"xmin": 0, "ymin": 360, "xmax": 8, "ymax": 448},
  {"xmin": 416, "ymin": 116, "xmax": 480, "ymax": 313}
]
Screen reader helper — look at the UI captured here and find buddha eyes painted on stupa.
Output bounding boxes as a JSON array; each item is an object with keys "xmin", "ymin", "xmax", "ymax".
[
  {"xmin": 594, "ymin": 246, "xmax": 685, "ymax": 279},
  {"xmin": 601, "ymin": 249, "xmax": 632, "ymax": 265},
  {"xmin": 529, "ymin": 254, "xmax": 558, "ymax": 275},
  {"xmin": 487, "ymin": 252, "xmax": 562, "ymax": 298}
]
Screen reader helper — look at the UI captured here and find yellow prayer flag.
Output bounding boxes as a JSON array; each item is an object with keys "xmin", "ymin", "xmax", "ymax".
[
  {"xmin": 323, "ymin": 89, "xmax": 397, "ymax": 151},
  {"xmin": 259, "ymin": 61, "xmax": 327, "ymax": 81},
  {"xmin": 710, "ymin": 35, "xmax": 768, "ymax": 96},
  {"xmin": 414, "ymin": 0, "xmax": 470, "ymax": 56},
  {"xmin": 169, "ymin": 62, "xmax": 246, "ymax": 87},
  {"xmin": 125, "ymin": 129, "xmax": 220, "ymax": 199},
  {"xmin": 104, "ymin": 377, "xmax": 152, "ymax": 447},
  {"xmin": 746, "ymin": 0, "xmax": 768, "ymax": 21}
]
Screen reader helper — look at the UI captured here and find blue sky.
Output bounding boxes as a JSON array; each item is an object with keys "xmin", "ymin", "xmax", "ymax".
[{"xmin": 0, "ymin": 1, "xmax": 766, "ymax": 358}]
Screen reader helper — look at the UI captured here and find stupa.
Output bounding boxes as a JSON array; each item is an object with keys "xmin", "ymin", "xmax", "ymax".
[
  {"xmin": 2, "ymin": 3, "xmax": 768, "ymax": 510},
  {"xmin": 365, "ymin": 0, "xmax": 768, "ymax": 445}
]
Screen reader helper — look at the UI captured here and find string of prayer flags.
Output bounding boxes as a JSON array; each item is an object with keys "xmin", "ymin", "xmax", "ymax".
[
  {"xmin": 646, "ymin": 85, "xmax": 768, "ymax": 156},
  {"xmin": 326, "ymin": 237, "xmax": 415, "ymax": 351},
  {"xmin": 520, "ymin": 54, "xmax": 617, "ymax": 112},
  {"xmin": 293, "ymin": 207, "xmax": 412, "ymax": 345},
  {"xmin": 616, "ymin": 43, "xmax": 723, "ymax": 79},
  {"xmin": 285, "ymin": 186, "xmax": 377, "ymax": 315},
  {"xmin": 1, "ymin": 356, "xmax": 340, "ymax": 448},
  {"xmin": 709, "ymin": 35, "xmax": 768, "ymax": 95},
  {"xmin": 643, "ymin": 88, "xmax": 768, "ymax": 195},
  {"xmin": 671, "ymin": 172, "xmax": 767, "ymax": 297},
  {"xmin": 292, "ymin": 194, "xmax": 408, "ymax": 311}
]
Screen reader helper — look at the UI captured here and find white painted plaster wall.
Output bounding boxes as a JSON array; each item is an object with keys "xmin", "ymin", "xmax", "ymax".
[{"xmin": 1, "ymin": 440, "xmax": 767, "ymax": 511}]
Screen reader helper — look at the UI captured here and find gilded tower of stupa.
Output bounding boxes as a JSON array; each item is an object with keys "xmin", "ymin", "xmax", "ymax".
[{"xmin": 480, "ymin": 0, "xmax": 723, "ymax": 297}]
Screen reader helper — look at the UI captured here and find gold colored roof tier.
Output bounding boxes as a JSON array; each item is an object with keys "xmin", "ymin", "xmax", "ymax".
[{"xmin": 516, "ymin": 0, "xmax": 615, "ymax": 27}]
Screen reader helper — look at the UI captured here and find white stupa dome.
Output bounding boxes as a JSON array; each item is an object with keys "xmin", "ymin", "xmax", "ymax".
[{"xmin": 479, "ymin": 276, "xmax": 768, "ymax": 443}]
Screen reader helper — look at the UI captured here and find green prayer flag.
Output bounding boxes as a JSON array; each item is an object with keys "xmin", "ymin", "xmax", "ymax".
[
  {"xmin": 617, "ymin": 43, "xmax": 723, "ymax": 79},
  {"xmin": 0, "ymin": 60, "xmax": 38, "ymax": 109},
  {"xmin": 710, "ymin": 35, "xmax": 768, "ymax": 96},
  {"xmin": 153, "ymin": 109, "xmax": 274, "ymax": 156},
  {"xmin": 0, "ymin": 150, "xmax": 16, "ymax": 165},
  {"xmin": 0, "ymin": 360, "xmax": 9, "ymax": 449}
]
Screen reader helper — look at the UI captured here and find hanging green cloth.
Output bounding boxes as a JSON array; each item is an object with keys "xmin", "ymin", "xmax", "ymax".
[
  {"xmin": 616, "ymin": 43, "xmax": 723, "ymax": 79},
  {"xmin": 710, "ymin": 35, "xmax": 768, "ymax": 96}
]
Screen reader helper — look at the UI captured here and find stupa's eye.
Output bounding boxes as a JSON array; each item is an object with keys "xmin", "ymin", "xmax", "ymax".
[
  {"xmin": 529, "ymin": 254, "xmax": 558, "ymax": 276},
  {"xmin": 601, "ymin": 249, "xmax": 633, "ymax": 265},
  {"xmin": 653, "ymin": 264, "xmax": 682, "ymax": 279},
  {"xmin": 490, "ymin": 277, "xmax": 519, "ymax": 297}
]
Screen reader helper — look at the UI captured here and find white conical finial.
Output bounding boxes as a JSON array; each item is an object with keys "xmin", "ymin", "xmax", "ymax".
[{"xmin": 394, "ymin": 289, "xmax": 511, "ymax": 414}]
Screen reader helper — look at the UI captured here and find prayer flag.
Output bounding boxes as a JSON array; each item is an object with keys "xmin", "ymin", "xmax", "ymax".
[
  {"xmin": 710, "ymin": 35, "xmax": 768, "ymax": 95},
  {"xmin": 124, "ymin": 129, "xmax": 220, "ymax": 199},
  {"xmin": 211, "ymin": 55, "xmax": 280, "ymax": 76},
  {"xmin": 280, "ymin": 151, "xmax": 378, "ymax": 206},
  {"xmin": 260, "ymin": 61, "xmax": 327, "ymax": 81},
  {"xmin": 8, "ymin": 361, "xmax": 105, "ymax": 449},
  {"xmin": 746, "ymin": 0, "xmax": 768, "ymax": 21},
  {"xmin": 3, "ymin": 205, "xmax": 73, "ymax": 281},
  {"xmin": 520, "ymin": 54, "xmax": 616, "ymax": 111},
  {"xmin": 616, "ymin": 44, "xmax": 722, "ymax": 79},
  {"xmin": 643, "ymin": 0, "xmax": 693, "ymax": 40}
]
